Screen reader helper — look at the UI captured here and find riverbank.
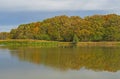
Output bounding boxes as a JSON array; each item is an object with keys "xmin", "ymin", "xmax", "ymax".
[
  {"xmin": 0, "ymin": 40, "xmax": 58, "ymax": 47},
  {"xmin": 0, "ymin": 40, "xmax": 120, "ymax": 47},
  {"xmin": 60, "ymin": 42, "xmax": 120, "ymax": 47}
]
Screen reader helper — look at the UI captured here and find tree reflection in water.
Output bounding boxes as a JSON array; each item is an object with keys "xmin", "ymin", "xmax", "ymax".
[{"xmin": 10, "ymin": 47, "xmax": 120, "ymax": 72}]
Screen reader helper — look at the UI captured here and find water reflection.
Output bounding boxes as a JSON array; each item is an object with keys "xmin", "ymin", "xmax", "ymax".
[{"xmin": 10, "ymin": 47, "xmax": 120, "ymax": 72}]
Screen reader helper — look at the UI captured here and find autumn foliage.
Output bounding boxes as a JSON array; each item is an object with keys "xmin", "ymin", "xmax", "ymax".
[{"xmin": 1, "ymin": 14, "xmax": 120, "ymax": 42}]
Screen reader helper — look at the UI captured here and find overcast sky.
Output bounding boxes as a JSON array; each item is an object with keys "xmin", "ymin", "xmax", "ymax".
[{"xmin": 0, "ymin": 0, "xmax": 120, "ymax": 32}]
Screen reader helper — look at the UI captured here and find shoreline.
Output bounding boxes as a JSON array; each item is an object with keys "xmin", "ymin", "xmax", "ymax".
[{"xmin": 0, "ymin": 40, "xmax": 120, "ymax": 47}]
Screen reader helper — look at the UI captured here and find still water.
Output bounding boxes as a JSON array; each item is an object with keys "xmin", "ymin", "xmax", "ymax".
[{"xmin": 0, "ymin": 46, "xmax": 120, "ymax": 79}]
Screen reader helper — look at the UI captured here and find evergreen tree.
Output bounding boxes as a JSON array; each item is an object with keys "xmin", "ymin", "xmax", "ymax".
[{"xmin": 72, "ymin": 34, "xmax": 79, "ymax": 44}]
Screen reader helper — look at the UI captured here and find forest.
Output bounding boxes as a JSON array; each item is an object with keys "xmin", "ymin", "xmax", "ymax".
[{"xmin": 0, "ymin": 14, "xmax": 120, "ymax": 42}]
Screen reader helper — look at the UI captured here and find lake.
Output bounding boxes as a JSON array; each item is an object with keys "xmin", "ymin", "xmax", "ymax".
[{"xmin": 0, "ymin": 46, "xmax": 120, "ymax": 79}]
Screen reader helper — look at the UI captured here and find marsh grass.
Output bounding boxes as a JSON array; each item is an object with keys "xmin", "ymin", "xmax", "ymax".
[
  {"xmin": 0, "ymin": 40, "xmax": 58, "ymax": 47},
  {"xmin": 0, "ymin": 40, "xmax": 120, "ymax": 47}
]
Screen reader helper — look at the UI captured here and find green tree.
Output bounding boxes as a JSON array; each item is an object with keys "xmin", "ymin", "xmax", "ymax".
[
  {"xmin": 72, "ymin": 34, "xmax": 79, "ymax": 44},
  {"xmin": 0, "ymin": 32, "xmax": 10, "ymax": 40}
]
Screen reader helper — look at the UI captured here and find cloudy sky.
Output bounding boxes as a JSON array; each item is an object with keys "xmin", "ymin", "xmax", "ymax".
[{"xmin": 0, "ymin": 0, "xmax": 120, "ymax": 32}]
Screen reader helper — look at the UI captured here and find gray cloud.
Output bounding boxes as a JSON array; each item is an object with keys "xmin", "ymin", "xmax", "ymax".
[{"xmin": 0, "ymin": 0, "xmax": 119, "ymax": 11}]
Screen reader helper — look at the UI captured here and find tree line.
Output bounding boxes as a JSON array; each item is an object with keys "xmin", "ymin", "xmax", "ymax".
[{"xmin": 0, "ymin": 14, "xmax": 120, "ymax": 42}]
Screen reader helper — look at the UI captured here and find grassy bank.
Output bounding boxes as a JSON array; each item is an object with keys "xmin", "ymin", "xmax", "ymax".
[
  {"xmin": 0, "ymin": 40, "xmax": 58, "ymax": 47},
  {"xmin": 59, "ymin": 42, "xmax": 120, "ymax": 47},
  {"xmin": 0, "ymin": 40, "xmax": 120, "ymax": 47}
]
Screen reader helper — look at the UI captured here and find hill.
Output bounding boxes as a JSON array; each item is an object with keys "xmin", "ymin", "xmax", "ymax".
[{"xmin": 1, "ymin": 14, "xmax": 120, "ymax": 42}]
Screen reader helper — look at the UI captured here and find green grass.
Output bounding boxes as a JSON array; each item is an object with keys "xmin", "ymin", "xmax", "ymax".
[
  {"xmin": 0, "ymin": 40, "xmax": 120, "ymax": 47},
  {"xmin": 0, "ymin": 40, "xmax": 59, "ymax": 47}
]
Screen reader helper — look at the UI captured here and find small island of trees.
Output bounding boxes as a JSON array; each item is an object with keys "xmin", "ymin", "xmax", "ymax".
[{"xmin": 0, "ymin": 14, "xmax": 120, "ymax": 42}]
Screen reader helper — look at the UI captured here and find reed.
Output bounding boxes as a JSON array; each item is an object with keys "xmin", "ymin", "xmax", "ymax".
[
  {"xmin": 0, "ymin": 40, "xmax": 120, "ymax": 47},
  {"xmin": 0, "ymin": 40, "xmax": 59, "ymax": 47}
]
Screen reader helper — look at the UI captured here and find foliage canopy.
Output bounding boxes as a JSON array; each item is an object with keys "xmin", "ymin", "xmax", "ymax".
[{"xmin": 1, "ymin": 14, "xmax": 120, "ymax": 42}]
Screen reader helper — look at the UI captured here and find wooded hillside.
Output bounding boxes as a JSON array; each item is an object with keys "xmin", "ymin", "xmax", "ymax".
[{"xmin": 1, "ymin": 14, "xmax": 120, "ymax": 42}]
